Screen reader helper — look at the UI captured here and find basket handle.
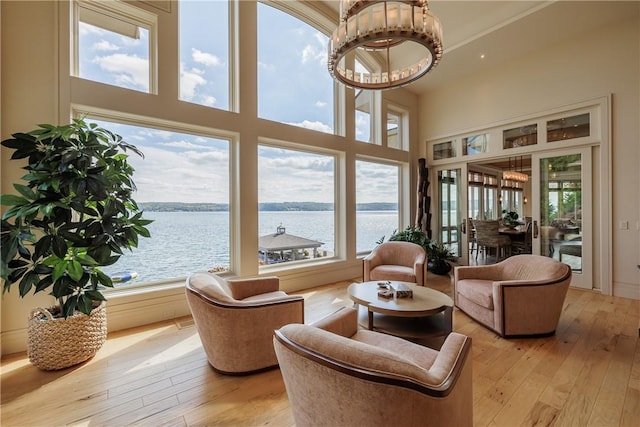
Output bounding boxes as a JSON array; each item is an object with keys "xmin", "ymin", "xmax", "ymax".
[{"xmin": 29, "ymin": 307, "xmax": 54, "ymax": 321}]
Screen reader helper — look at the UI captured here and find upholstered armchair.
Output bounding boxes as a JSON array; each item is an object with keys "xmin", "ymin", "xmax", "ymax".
[
  {"xmin": 274, "ymin": 307, "xmax": 473, "ymax": 427},
  {"xmin": 185, "ymin": 272, "xmax": 304, "ymax": 374},
  {"xmin": 363, "ymin": 241, "xmax": 427, "ymax": 285},
  {"xmin": 454, "ymin": 255, "xmax": 571, "ymax": 337}
]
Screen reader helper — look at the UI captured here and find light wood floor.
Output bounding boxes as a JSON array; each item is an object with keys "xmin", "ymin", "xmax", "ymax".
[{"xmin": 2, "ymin": 274, "xmax": 639, "ymax": 427}]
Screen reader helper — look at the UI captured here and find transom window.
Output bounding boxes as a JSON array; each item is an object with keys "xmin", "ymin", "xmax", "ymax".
[
  {"xmin": 179, "ymin": 0, "xmax": 230, "ymax": 110},
  {"xmin": 74, "ymin": 0, "xmax": 156, "ymax": 93}
]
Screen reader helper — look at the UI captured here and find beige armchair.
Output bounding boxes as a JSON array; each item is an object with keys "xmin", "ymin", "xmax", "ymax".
[
  {"xmin": 454, "ymin": 255, "xmax": 571, "ymax": 337},
  {"xmin": 185, "ymin": 272, "xmax": 304, "ymax": 374},
  {"xmin": 363, "ymin": 241, "xmax": 427, "ymax": 285},
  {"xmin": 274, "ymin": 307, "xmax": 473, "ymax": 427}
]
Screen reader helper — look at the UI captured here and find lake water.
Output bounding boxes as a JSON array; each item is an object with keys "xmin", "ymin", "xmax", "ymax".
[{"xmin": 102, "ymin": 211, "xmax": 398, "ymax": 285}]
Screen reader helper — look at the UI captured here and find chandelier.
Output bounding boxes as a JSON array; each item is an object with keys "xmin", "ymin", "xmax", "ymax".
[
  {"xmin": 503, "ymin": 157, "xmax": 529, "ymax": 182},
  {"xmin": 328, "ymin": 0, "xmax": 443, "ymax": 90}
]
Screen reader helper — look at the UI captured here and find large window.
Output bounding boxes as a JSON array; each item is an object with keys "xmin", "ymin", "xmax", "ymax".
[
  {"xmin": 85, "ymin": 117, "xmax": 231, "ymax": 285},
  {"xmin": 258, "ymin": 145, "xmax": 336, "ymax": 265},
  {"xmin": 257, "ymin": 3, "xmax": 334, "ymax": 133},
  {"xmin": 74, "ymin": 1, "xmax": 155, "ymax": 93},
  {"xmin": 355, "ymin": 160, "xmax": 400, "ymax": 252},
  {"xmin": 179, "ymin": 0, "xmax": 230, "ymax": 110},
  {"xmin": 64, "ymin": 0, "xmax": 412, "ymax": 290}
]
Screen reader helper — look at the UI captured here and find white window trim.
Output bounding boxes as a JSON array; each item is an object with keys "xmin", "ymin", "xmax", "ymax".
[{"xmin": 72, "ymin": 0, "xmax": 158, "ymax": 94}]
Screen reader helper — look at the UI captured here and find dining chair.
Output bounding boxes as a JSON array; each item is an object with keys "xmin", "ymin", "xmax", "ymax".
[
  {"xmin": 473, "ymin": 220, "xmax": 511, "ymax": 260},
  {"xmin": 468, "ymin": 218, "xmax": 477, "ymax": 257},
  {"xmin": 511, "ymin": 221, "xmax": 533, "ymax": 254}
]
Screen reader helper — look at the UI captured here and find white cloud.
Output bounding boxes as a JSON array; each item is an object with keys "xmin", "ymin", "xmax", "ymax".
[
  {"xmin": 314, "ymin": 32, "xmax": 326, "ymax": 45},
  {"xmin": 92, "ymin": 53, "xmax": 149, "ymax": 90},
  {"xmin": 129, "ymin": 144, "xmax": 229, "ymax": 203},
  {"xmin": 258, "ymin": 61, "xmax": 275, "ymax": 70},
  {"xmin": 315, "ymin": 101, "xmax": 327, "ymax": 108},
  {"xmin": 191, "ymin": 48, "xmax": 223, "ymax": 67},
  {"xmin": 301, "ymin": 43, "xmax": 325, "ymax": 65},
  {"xmin": 160, "ymin": 140, "xmax": 212, "ymax": 150},
  {"xmin": 285, "ymin": 120, "xmax": 332, "ymax": 134},
  {"xmin": 180, "ymin": 63, "xmax": 207, "ymax": 100},
  {"xmin": 92, "ymin": 40, "xmax": 119, "ymax": 51},
  {"xmin": 200, "ymin": 95, "xmax": 217, "ymax": 107}
]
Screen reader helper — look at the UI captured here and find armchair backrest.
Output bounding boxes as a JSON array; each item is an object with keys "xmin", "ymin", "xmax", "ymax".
[
  {"xmin": 274, "ymin": 323, "xmax": 473, "ymax": 426},
  {"xmin": 372, "ymin": 241, "xmax": 426, "ymax": 266},
  {"xmin": 500, "ymin": 255, "xmax": 571, "ymax": 283},
  {"xmin": 186, "ymin": 271, "xmax": 236, "ymax": 304}
]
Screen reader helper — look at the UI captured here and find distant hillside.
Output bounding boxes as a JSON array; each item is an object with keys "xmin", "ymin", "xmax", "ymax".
[{"xmin": 139, "ymin": 202, "xmax": 397, "ymax": 212}]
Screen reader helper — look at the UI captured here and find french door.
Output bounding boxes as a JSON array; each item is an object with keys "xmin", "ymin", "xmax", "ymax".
[
  {"xmin": 433, "ymin": 147, "xmax": 593, "ymax": 289},
  {"xmin": 435, "ymin": 165, "xmax": 469, "ymax": 265},
  {"xmin": 531, "ymin": 148, "xmax": 592, "ymax": 289}
]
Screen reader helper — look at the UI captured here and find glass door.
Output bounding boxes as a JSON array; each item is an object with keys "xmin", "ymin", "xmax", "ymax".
[
  {"xmin": 436, "ymin": 165, "xmax": 468, "ymax": 265},
  {"xmin": 532, "ymin": 148, "xmax": 592, "ymax": 289}
]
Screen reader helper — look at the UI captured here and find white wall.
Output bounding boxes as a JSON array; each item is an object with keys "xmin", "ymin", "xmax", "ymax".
[{"xmin": 418, "ymin": 9, "xmax": 640, "ymax": 299}]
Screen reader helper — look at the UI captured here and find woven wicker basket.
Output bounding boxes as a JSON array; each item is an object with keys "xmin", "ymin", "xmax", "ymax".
[{"xmin": 27, "ymin": 302, "xmax": 107, "ymax": 371}]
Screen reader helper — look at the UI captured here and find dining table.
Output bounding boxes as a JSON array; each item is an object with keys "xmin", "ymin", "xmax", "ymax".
[{"xmin": 498, "ymin": 225, "xmax": 527, "ymax": 236}]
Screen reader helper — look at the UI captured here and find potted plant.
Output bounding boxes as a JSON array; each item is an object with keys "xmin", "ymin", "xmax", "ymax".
[
  {"xmin": 502, "ymin": 210, "xmax": 519, "ymax": 228},
  {"xmin": 0, "ymin": 118, "xmax": 152, "ymax": 370},
  {"xmin": 426, "ymin": 240, "xmax": 456, "ymax": 275},
  {"xmin": 382, "ymin": 225, "xmax": 431, "ymax": 250}
]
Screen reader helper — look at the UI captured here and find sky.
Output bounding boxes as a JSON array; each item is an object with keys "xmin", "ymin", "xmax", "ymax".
[{"xmin": 79, "ymin": 0, "xmax": 396, "ymax": 204}]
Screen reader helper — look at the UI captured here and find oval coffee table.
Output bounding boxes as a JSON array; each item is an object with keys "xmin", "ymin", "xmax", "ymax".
[{"xmin": 348, "ymin": 281, "xmax": 454, "ymax": 348}]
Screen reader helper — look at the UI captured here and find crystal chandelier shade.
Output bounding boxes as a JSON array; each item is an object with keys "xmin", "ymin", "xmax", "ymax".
[
  {"xmin": 502, "ymin": 170, "xmax": 529, "ymax": 182},
  {"xmin": 503, "ymin": 156, "xmax": 529, "ymax": 182},
  {"xmin": 328, "ymin": 0, "xmax": 443, "ymax": 90}
]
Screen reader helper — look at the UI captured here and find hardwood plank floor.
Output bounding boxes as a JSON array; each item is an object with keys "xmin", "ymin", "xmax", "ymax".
[{"xmin": 2, "ymin": 274, "xmax": 639, "ymax": 426}]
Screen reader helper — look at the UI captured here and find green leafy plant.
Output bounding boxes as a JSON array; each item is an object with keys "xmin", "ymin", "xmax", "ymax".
[
  {"xmin": 427, "ymin": 240, "xmax": 456, "ymax": 263},
  {"xmin": 379, "ymin": 225, "xmax": 431, "ymax": 250},
  {"xmin": 1, "ymin": 118, "xmax": 152, "ymax": 318}
]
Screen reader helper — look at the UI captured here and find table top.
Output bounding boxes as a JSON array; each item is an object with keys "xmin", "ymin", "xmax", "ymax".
[
  {"xmin": 499, "ymin": 226, "xmax": 527, "ymax": 235},
  {"xmin": 348, "ymin": 281, "xmax": 453, "ymax": 317}
]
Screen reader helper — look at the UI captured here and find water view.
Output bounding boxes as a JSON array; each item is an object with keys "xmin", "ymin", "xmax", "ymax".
[{"xmin": 102, "ymin": 210, "xmax": 398, "ymax": 285}]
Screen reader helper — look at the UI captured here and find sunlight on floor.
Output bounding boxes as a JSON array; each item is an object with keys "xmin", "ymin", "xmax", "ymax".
[{"xmin": 127, "ymin": 333, "xmax": 202, "ymax": 373}]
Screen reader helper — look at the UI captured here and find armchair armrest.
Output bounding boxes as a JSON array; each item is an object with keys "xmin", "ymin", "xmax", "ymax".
[
  {"xmin": 454, "ymin": 264, "xmax": 502, "ymax": 281},
  {"xmin": 491, "ymin": 271, "xmax": 571, "ymax": 336},
  {"xmin": 226, "ymin": 276, "xmax": 280, "ymax": 300},
  {"xmin": 310, "ymin": 306, "xmax": 358, "ymax": 338},
  {"xmin": 363, "ymin": 250, "xmax": 383, "ymax": 268}
]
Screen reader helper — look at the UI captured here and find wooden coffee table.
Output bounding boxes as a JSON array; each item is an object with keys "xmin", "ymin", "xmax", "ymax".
[{"xmin": 348, "ymin": 281, "xmax": 454, "ymax": 348}]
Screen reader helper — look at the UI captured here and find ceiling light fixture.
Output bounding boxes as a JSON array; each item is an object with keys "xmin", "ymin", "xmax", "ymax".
[
  {"xmin": 328, "ymin": 0, "xmax": 443, "ymax": 90},
  {"xmin": 503, "ymin": 156, "xmax": 529, "ymax": 182}
]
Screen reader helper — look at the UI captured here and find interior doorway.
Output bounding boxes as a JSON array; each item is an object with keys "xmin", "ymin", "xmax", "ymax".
[{"xmin": 462, "ymin": 149, "xmax": 591, "ymax": 289}]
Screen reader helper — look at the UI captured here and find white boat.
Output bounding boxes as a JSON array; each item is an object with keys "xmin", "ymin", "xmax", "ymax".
[{"xmin": 110, "ymin": 271, "xmax": 138, "ymax": 283}]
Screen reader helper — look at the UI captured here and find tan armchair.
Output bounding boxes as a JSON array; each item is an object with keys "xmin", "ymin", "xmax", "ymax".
[
  {"xmin": 363, "ymin": 241, "xmax": 427, "ymax": 285},
  {"xmin": 274, "ymin": 307, "xmax": 473, "ymax": 427},
  {"xmin": 454, "ymin": 255, "xmax": 571, "ymax": 337},
  {"xmin": 185, "ymin": 272, "xmax": 304, "ymax": 374}
]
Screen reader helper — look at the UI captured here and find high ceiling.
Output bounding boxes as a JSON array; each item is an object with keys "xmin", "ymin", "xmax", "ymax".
[{"xmin": 321, "ymin": 1, "xmax": 639, "ymax": 95}]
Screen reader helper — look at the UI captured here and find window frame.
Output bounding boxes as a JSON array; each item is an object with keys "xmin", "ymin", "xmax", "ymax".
[
  {"xmin": 71, "ymin": 105, "xmax": 237, "ymax": 288},
  {"xmin": 72, "ymin": 0, "xmax": 158, "ymax": 94},
  {"xmin": 257, "ymin": 139, "xmax": 342, "ymax": 271}
]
